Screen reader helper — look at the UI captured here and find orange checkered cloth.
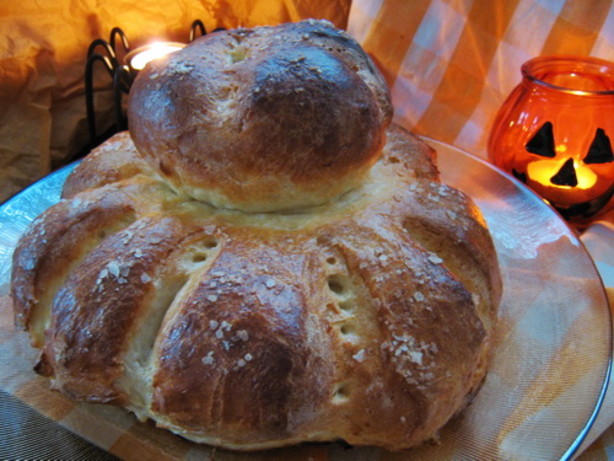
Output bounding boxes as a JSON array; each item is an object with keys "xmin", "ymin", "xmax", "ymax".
[
  {"xmin": 347, "ymin": 0, "xmax": 614, "ymax": 159},
  {"xmin": 347, "ymin": 0, "xmax": 613, "ymax": 458}
]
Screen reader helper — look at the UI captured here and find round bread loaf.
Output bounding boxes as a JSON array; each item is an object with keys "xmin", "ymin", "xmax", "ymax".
[
  {"xmin": 128, "ymin": 19, "xmax": 393, "ymax": 212},
  {"xmin": 11, "ymin": 20, "xmax": 501, "ymax": 452}
]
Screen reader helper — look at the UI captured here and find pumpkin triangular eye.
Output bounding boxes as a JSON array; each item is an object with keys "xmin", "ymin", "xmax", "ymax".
[
  {"xmin": 584, "ymin": 128, "xmax": 614, "ymax": 164},
  {"xmin": 551, "ymin": 158, "xmax": 578, "ymax": 187},
  {"xmin": 526, "ymin": 122, "xmax": 556, "ymax": 157}
]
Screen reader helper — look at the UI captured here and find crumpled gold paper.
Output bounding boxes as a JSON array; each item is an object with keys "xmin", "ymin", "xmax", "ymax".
[{"xmin": 0, "ymin": 0, "xmax": 351, "ymax": 203}]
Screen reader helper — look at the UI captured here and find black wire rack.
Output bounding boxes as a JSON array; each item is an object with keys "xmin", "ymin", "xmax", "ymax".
[{"xmin": 84, "ymin": 19, "xmax": 223, "ymax": 147}]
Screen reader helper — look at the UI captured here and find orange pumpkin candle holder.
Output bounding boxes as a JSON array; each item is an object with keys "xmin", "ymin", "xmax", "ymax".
[{"xmin": 488, "ymin": 55, "xmax": 614, "ymax": 221}]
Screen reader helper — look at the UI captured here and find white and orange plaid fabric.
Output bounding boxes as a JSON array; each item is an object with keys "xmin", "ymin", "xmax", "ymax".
[{"xmin": 348, "ymin": 0, "xmax": 614, "ymax": 160}]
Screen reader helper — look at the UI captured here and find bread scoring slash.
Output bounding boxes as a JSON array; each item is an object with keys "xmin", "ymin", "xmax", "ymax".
[{"xmin": 11, "ymin": 19, "xmax": 502, "ymax": 452}]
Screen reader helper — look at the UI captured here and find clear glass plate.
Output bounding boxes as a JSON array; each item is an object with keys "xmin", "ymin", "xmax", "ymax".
[
  {"xmin": 423, "ymin": 139, "xmax": 612, "ymax": 461},
  {"xmin": 0, "ymin": 140, "xmax": 611, "ymax": 460}
]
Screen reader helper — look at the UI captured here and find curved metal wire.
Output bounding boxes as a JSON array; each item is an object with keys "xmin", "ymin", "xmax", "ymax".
[
  {"xmin": 85, "ymin": 23, "xmax": 215, "ymax": 146},
  {"xmin": 113, "ymin": 65, "xmax": 131, "ymax": 132},
  {"xmin": 189, "ymin": 19, "xmax": 206, "ymax": 42},
  {"xmin": 85, "ymin": 53, "xmax": 115, "ymax": 144},
  {"xmin": 110, "ymin": 27, "xmax": 130, "ymax": 54},
  {"xmin": 87, "ymin": 39, "xmax": 116, "ymax": 63}
]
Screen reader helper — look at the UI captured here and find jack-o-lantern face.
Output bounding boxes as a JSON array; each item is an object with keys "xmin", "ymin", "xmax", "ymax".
[
  {"xmin": 488, "ymin": 56, "xmax": 614, "ymax": 219},
  {"xmin": 511, "ymin": 122, "xmax": 614, "ymax": 216}
]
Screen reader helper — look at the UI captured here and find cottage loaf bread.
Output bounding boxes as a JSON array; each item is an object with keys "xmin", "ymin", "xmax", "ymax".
[
  {"xmin": 11, "ymin": 20, "xmax": 502, "ymax": 452},
  {"xmin": 128, "ymin": 19, "xmax": 392, "ymax": 212}
]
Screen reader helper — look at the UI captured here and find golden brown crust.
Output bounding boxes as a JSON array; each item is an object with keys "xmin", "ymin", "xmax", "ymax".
[
  {"xmin": 11, "ymin": 184, "xmax": 138, "ymax": 341},
  {"xmin": 62, "ymin": 131, "xmax": 153, "ymax": 199},
  {"xmin": 41, "ymin": 216, "xmax": 206, "ymax": 403},
  {"xmin": 11, "ymin": 123, "xmax": 502, "ymax": 451},
  {"xmin": 152, "ymin": 237, "xmax": 333, "ymax": 443},
  {"xmin": 128, "ymin": 20, "xmax": 393, "ymax": 212},
  {"xmin": 11, "ymin": 175, "xmax": 184, "ymax": 345}
]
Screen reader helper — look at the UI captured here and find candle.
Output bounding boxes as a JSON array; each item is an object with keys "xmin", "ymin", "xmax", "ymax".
[
  {"xmin": 127, "ymin": 42, "xmax": 186, "ymax": 71},
  {"xmin": 488, "ymin": 56, "xmax": 614, "ymax": 220},
  {"xmin": 526, "ymin": 158, "xmax": 604, "ymax": 207}
]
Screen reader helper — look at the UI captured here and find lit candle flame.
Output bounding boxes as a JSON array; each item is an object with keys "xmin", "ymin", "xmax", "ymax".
[
  {"xmin": 525, "ymin": 158, "xmax": 601, "ymax": 207},
  {"xmin": 527, "ymin": 159, "xmax": 597, "ymax": 190},
  {"xmin": 128, "ymin": 42, "xmax": 186, "ymax": 71}
]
